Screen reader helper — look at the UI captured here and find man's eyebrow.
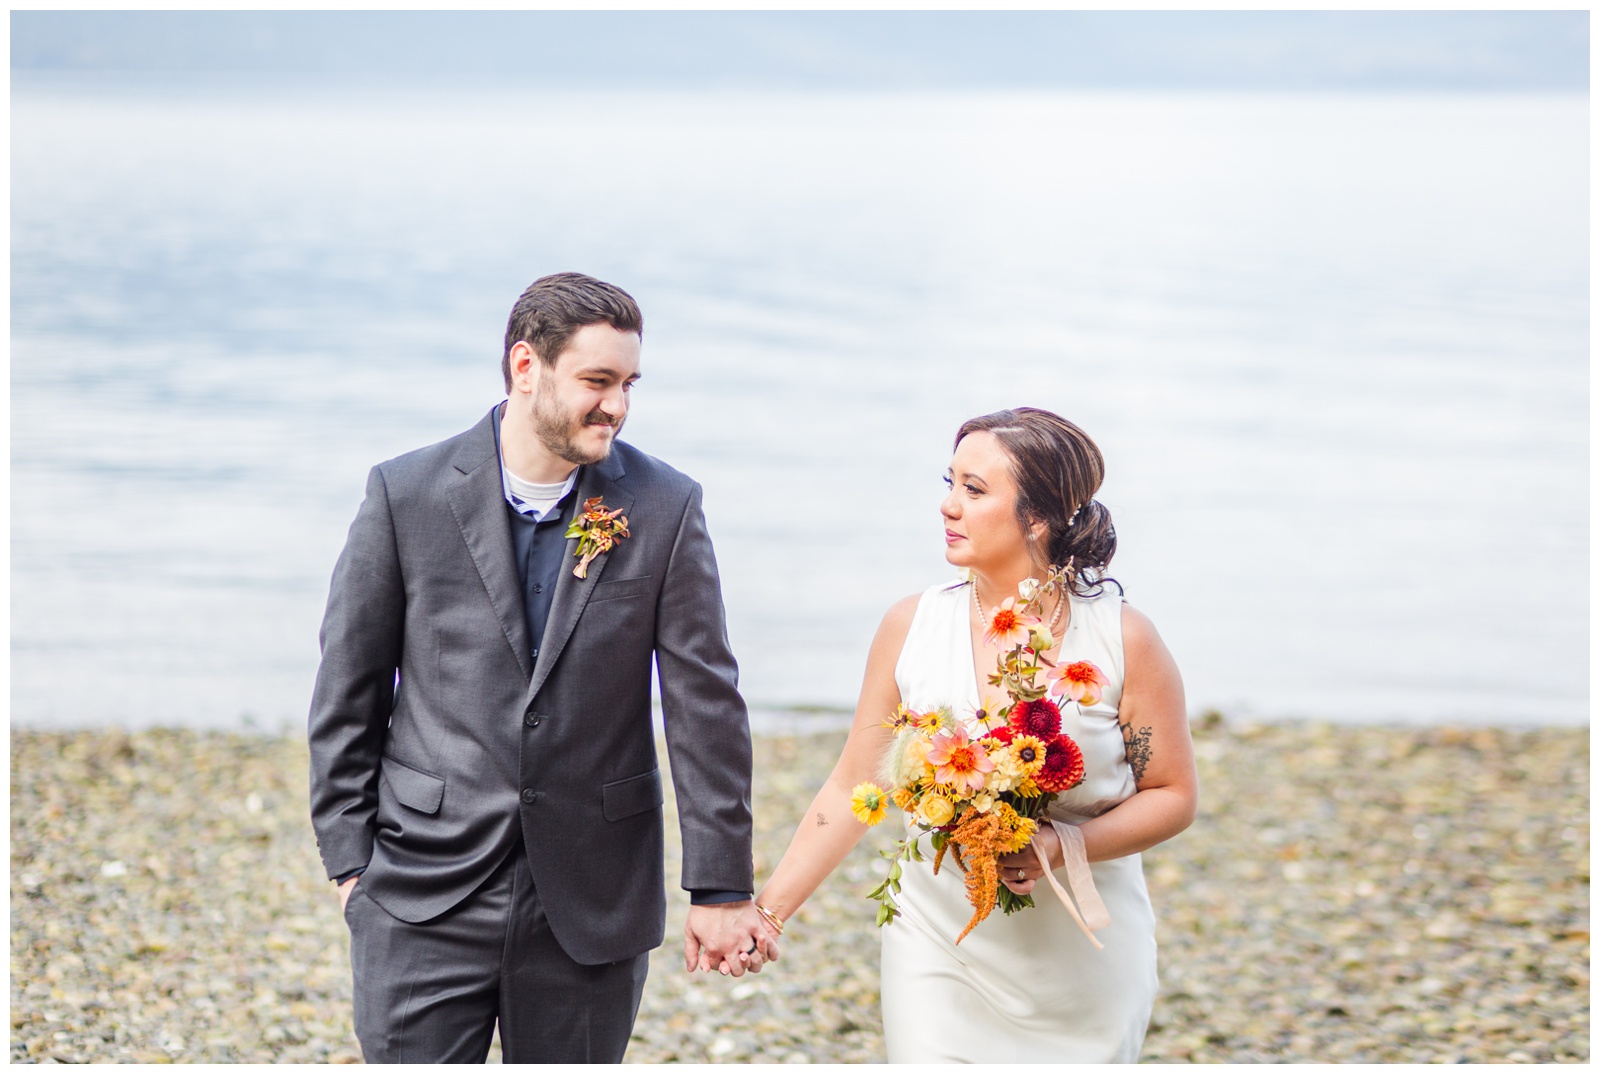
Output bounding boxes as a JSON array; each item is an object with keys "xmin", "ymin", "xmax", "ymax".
[{"xmin": 572, "ymin": 365, "xmax": 641, "ymax": 381}]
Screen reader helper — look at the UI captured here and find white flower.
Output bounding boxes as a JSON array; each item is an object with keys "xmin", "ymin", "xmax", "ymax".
[
  {"xmin": 1017, "ymin": 577, "xmax": 1041, "ymax": 602},
  {"xmin": 970, "ymin": 791, "xmax": 996, "ymax": 813}
]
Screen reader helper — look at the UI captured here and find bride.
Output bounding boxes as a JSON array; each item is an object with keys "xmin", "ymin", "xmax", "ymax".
[{"xmin": 744, "ymin": 407, "xmax": 1197, "ymax": 1062}]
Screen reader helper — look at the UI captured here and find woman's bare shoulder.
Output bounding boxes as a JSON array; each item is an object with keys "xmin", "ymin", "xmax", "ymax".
[
  {"xmin": 1120, "ymin": 600, "xmax": 1165, "ymax": 642},
  {"xmin": 875, "ymin": 592, "xmax": 923, "ymax": 645},
  {"xmin": 858, "ymin": 593, "xmax": 927, "ymax": 693},
  {"xmin": 1120, "ymin": 601, "xmax": 1179, "ymax": 673}
]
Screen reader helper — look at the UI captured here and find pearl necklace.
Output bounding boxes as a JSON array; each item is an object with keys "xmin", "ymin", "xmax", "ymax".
[{"xmin": 971, "ymin": 580, "xmax": 1066, "ymax": 637}]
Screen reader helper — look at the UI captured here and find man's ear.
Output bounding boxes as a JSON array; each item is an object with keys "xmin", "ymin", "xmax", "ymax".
[{"xmin": 509, "ymin": 341, "xmax": 540, "ymax": 394}]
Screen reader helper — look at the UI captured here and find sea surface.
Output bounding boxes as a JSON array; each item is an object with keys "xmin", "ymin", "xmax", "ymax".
[{"xmin": 10, "ymin": 80, "xmax": 1589, "ymax": 731}]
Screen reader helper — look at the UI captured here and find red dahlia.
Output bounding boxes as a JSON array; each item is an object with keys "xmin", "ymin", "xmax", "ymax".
[
  {"xmin": 1035, "ymin": 733, "xmax": 1085, "ymax": 793},
  {"xmin": 1008, "ymin": 698, "xmax": 1062, "ymax": 739},
  {"xmin": 984, "ymin": 725, "xmax": 1015, "ymax": 745}
]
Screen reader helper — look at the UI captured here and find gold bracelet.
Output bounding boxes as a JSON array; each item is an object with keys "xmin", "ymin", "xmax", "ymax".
[{"xmin": 755, "ymin": 903, "xmax": 785, "ymax": 935}]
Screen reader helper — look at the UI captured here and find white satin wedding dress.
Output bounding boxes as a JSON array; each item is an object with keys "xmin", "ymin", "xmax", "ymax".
[{"xmin": 879, "ymin": 579, "xmax": 1158, "ymax": 1063}]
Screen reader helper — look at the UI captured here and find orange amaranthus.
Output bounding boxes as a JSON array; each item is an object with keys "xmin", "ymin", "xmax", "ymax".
[{"xmin": 935, "ymin": 809, "xmax": 1009, "ymax": 943}]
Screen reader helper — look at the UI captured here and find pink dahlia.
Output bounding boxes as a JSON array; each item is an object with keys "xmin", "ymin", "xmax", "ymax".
[{"xmin": 924, "ymin": 726, "xmax": 996, "ymax": 795}]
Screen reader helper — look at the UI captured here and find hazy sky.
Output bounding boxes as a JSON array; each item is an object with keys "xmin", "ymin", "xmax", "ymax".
[{"xmin": 11, "ymin": 10, "xmax": 1589, "ymax": 91}]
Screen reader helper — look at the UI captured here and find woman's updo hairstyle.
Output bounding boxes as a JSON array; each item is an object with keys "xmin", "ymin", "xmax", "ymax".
[{"xmin": 955, "ymin": 407, "xmax": 1119, "ymax": 598}]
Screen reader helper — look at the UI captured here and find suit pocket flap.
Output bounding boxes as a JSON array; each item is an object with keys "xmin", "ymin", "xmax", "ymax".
[
  {"xmin": 589, "ymin": 576, "xmax": 652, "ymax": 604},
  {"xmin": 381, "ymin": 754, "xmax": 445, "ymax": 815},
  {"xmin": 602, "ymin": 768, "xmax": 663, "ymax": 821}
]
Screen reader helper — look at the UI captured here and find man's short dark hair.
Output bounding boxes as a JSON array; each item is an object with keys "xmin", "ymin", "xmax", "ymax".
[{"xmin": 501, "ymin": 272, "xmax": 644, "ymax": 391}]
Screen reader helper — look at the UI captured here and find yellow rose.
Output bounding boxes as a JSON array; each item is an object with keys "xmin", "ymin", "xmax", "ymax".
[{"xmin": 917, "ymin": 794, "xmax": 955, "ymax": 827}]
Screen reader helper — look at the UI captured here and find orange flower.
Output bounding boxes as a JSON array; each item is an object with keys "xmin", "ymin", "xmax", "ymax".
[
  {"xmin": 982, "ymin": 597, "xmax": 1040, "ymax": 649},
  {"xmin": 565, "ymin": 496, "xmax": 630, "ymax": 579},
  {"xmin": 924, "ymin": 727, "xmax": 996, "ymax": 795},
  {"xmin": 947, "ymin": 809, "xmax": 1007, "ymax": 943},
  {"xmin": 1049, "ymin": 660, "xmax": 1110, "ymax": 707}
]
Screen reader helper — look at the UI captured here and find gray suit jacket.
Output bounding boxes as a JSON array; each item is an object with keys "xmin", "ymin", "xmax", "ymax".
[{"xmin": 308, "ymin": 406, "xmax": 754, "ymax": 965}]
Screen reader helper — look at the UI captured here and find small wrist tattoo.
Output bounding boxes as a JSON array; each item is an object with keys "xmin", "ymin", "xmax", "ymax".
[{"xmin": 816, "ymin": 812, "xmax": 828, "ymax": 827}]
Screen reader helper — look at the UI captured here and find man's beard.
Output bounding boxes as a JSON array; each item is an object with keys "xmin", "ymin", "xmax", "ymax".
[{"xmin": 531, "ymin": 382, "xmax": 623, "ymax": 466}]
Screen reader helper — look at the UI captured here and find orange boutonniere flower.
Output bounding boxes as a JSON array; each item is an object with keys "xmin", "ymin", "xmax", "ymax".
[{"xmin": 564, "ymin": 496, "xmax": 630, "ymax": 579}]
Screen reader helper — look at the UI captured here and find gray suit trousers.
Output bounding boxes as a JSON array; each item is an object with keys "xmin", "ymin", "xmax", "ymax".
[{"xmin": 345, "ymin": 840, "xmax": 648, "ymax": 1063}]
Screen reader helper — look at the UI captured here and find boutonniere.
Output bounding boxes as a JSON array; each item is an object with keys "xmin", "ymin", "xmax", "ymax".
[{"xmin": 565, "ymin": 496, "xmax": 630, "ymax": 579}]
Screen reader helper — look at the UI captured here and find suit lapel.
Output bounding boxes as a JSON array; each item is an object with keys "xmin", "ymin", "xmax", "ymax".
[
  {"xmin": 525, "ymin": 450, "xmax": 634, "ymax": 705},
  {"xmin": 446, "ymin": 408, "xmax": 533, "ymax": 682}
]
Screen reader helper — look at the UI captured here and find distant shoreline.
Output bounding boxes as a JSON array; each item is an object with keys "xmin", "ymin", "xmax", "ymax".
[{"xmin": 8, "ymin": 705, "xmax": 1591, "ymax": 739}]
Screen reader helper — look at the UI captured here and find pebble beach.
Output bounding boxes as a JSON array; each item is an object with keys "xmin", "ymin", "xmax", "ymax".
[{"xmin": 10, "ymin": 718, "xmax": 1589, "ymax": 1063}]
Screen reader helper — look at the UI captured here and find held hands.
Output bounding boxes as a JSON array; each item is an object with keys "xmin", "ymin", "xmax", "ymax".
[
  {"xmin": 999, "ymin": 820, "xmax": 1063, "ymax": 896},
  {"xmin": 683, "ymin": 901, "xmax": 781, "ymax": 977}
]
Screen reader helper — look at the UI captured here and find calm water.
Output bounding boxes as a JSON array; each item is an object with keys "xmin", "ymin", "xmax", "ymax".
[{"xmin": 11, "ymin": 82, "xmax": 1589, "ymax": 731}]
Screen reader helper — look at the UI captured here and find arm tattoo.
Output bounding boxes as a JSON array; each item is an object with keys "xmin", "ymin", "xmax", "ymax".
[
  {"xmin": 816, "ymin": 812, "xmax": 828, "ymax": 827},
  {"xmin": 1120, "ymin": 722, "xmax": 1154, "ymax": 783}
]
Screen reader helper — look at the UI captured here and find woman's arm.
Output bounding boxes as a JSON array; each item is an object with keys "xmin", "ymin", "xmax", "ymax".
[
  {"xmin": 1002, "ymin": 602, "xmax": 1198, "ymax": 885},
  {"xmin": 752, "ymin": 595, "xmax": 919, "ymax": 925}
]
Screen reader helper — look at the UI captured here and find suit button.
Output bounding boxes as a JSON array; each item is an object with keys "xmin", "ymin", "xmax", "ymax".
[
  {"xmin": 520, "ymin": 788, "xmax": 538, "ymax": 805},
  {"xmin": 524, "ymin": 713, "xmax": 541, "ymax": 728}
]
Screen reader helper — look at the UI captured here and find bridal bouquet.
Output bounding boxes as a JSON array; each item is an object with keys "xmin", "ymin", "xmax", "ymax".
[{"xmin": 851, "ymin": 568, "xmax": 1108, "ymax": 943}]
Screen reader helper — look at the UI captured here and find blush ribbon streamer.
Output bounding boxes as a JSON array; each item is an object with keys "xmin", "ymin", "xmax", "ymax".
[{"xmin": 1028, "ymin": 819, "xmax": 1112, "ymax": 950}]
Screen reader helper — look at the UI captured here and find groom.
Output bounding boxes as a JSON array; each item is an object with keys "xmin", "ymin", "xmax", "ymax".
[{"xmin": 308, "ymin": 272, "xmax": 773, "ymax": 1063}]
